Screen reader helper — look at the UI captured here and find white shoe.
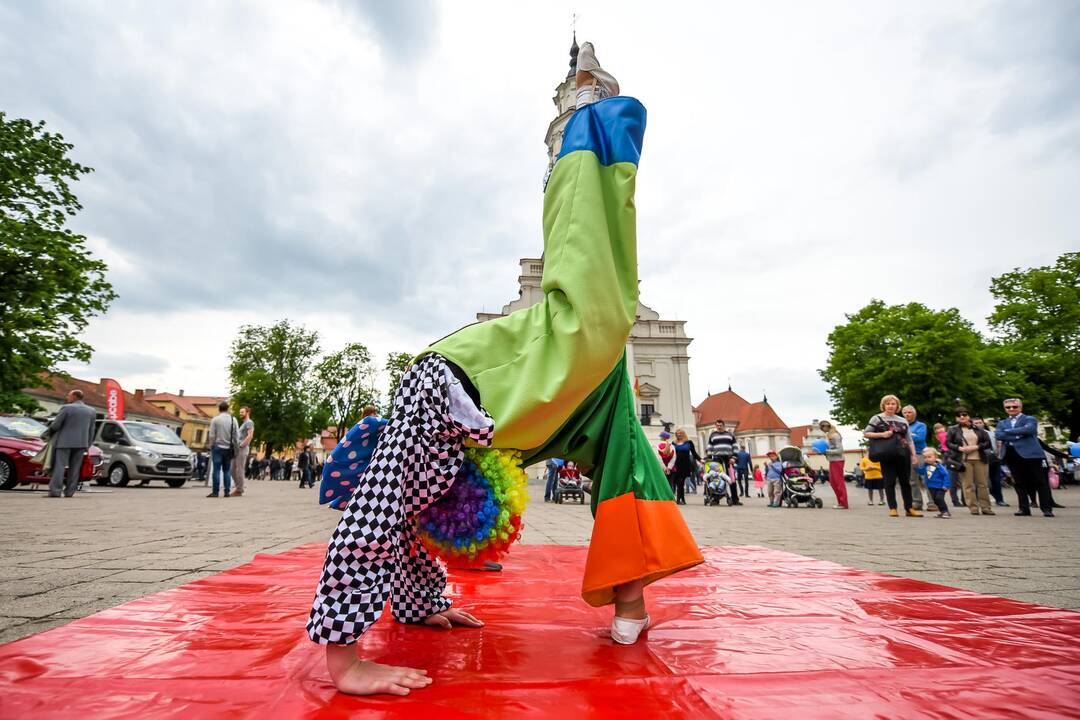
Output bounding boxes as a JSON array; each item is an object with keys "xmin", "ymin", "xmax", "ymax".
[{"xmin": 611, "ymin": 613, "xmax": 650, "ymax": 645}]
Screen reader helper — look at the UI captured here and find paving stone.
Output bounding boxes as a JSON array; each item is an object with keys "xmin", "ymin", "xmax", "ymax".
[{"xmin": 0, "ymin": 479, "xmax": 1077, "ymax": 644}]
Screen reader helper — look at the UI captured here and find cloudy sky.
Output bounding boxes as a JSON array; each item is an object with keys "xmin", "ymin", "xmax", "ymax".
[{"xmin": 3, "ymin": 1, "xmax": 1077, "ymax": 433}]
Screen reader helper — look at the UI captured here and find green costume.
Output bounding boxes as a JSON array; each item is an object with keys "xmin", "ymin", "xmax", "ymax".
[{"xmin": 423, "ymin": 97, "xmax": 702, "ymax": 606}]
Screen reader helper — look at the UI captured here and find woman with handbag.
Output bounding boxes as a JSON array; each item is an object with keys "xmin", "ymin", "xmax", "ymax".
[
  {"xmin": 863, "ymin": 395, "xmax": 921, "ymax": 517},
  {"xmin": 945, "ymin": 408, "xmax": 994, "ymax": 515}
]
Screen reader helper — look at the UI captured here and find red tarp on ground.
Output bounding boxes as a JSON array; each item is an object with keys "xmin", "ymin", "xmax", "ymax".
[{"xmin": 2, "ymin": 545, "xmax": 1079, "ymax": 719}]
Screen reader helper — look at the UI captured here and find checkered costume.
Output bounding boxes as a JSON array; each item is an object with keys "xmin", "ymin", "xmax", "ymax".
[{"xmin": 307, "ymin": 354, "xmax": 494, "ymax": 645}]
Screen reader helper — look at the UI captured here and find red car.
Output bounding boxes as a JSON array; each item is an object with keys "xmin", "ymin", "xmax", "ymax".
[{"xmin": 0, "ymin": 416, "xmax": 104, "ymax": 490}]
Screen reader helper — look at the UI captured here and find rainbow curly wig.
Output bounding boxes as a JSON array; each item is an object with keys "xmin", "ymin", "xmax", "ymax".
[{"xmin": 416, "ymin": 447, "xmax": 529, "ymax": 566}]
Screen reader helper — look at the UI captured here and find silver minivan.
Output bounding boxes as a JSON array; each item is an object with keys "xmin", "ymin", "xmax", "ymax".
[{"xmin": 94, "ymin": 420, "xmax": 194, "ymax": 487}]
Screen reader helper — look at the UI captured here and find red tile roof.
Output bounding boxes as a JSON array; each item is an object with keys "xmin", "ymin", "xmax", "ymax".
[
  {"xmin": 693, "ymin": 390, "xmax": 751, "ymax": 426},
  {"xmin": 26, "ymin": 375, "xmax": 179, "ymax": 423},
  {"xmin": 789, "ymin": 424, "xmax": 812, "ymax": 448},
  {"xmin": 145, "ymin": 393, "xmax": 227, "ymax": 419},
  {"xmin": 694, "ymin": 390, "xmax": 789, "ymax": 432},
  {"xmin": 739, "ymin": 401, "xmax": 789, "ymax": 432}
]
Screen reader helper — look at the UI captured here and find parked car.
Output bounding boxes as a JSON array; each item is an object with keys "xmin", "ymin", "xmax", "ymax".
[
  {"xmin": 0, "ymin": 416, "xmax": 104, "ymax": 490},
  {"xmin": 94, "ymin": 420, "xmax": 194, "ymax": 487}
]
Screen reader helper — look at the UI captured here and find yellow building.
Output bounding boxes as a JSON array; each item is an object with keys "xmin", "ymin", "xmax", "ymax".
[{"xmin": 143, "ymin": 391, "xmax": 228, "ymax": 451}]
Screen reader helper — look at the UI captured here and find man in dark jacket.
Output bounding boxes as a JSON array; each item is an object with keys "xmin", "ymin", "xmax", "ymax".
[
  {"xmin": 297, "ymin": 443, "xmax": 315, "ymax": 488},
  {"xmin": 46, "ymin": 389, "xmax": 97, "ymax": 498},
  {"xmin": 995, "ymin": 398, "xmax": 1053, "ymax": 517},
  {"xmin": 734, "ymin": 445, "xmax": 753, "ymax": 497}
]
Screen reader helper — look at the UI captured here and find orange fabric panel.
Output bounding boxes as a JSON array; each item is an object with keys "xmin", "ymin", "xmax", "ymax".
[{"xmin": 581, "ymin": 492, "xmax": 704, "ymax": 607}]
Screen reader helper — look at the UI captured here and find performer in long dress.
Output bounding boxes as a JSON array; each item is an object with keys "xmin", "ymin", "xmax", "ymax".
[{"xmin": 307, "ymin": 41, "xmax": 702, "ymax": 696}]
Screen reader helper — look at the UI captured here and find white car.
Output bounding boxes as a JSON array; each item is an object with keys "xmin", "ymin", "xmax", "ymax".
[{"xmin": 94, "ymin": 420, "xmax": 194, "ymax": 487}]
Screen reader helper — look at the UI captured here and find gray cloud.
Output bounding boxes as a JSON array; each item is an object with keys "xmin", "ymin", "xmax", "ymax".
[
  {"xmin": 0, "ymin": 0, "xmax": 532, "ymax": 342},
  {"xmin": 334, "ymin": 0, "xmax": 440, "ymax": 62},
  {"xmin": 927, "ymin": 1, "xmax": 1080, "ymax": 140},
  {"xmin": 69, "ymin": 351, "xmax": 170, "ymax": 378}
]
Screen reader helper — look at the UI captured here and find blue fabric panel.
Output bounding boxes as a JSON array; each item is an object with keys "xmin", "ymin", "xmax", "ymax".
[
  {"xmin": 318, "ymin": 415, "xmax": 387, "ymax": 509},
  {"xmin": 557, "ymin": 96, "xmax": 646, "ymax": 167}
]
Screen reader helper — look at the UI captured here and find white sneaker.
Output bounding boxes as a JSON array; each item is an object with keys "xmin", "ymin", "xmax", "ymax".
[{"xmin": 611, "ymin": 613, "xmax": 650, "ymax": 645}]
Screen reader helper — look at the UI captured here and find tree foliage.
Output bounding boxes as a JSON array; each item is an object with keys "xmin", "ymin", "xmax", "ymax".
[
  {"xmin": 819, "ymin": 300, "xmax": 1016, "ymax": 429},
  {"xmin": 988, "ymin": 252, "xmax": 1080, "ymax": 440},
  {"xmin": 228, "ymin": 320, "xmax": 320, "ymax": 455},
  {"xmin": 0, "ymin": 112, "xmax": 115, "ymax": 412},
  {"xmin": 383, "ymin": 351, "xmax": 413, "ymax": 414},
  {"xmin": 312, "ymin": 342, "xmax": 379, "ymax": 441}
]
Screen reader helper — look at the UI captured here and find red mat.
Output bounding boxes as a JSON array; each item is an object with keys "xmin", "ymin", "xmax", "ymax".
[{"xmin": 2, "ymin": 545, "xmax": 1079, "ymax": 719}]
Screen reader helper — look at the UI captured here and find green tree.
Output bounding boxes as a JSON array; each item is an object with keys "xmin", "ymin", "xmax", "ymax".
[
  {"xmin": 819, "ymin": 300, "xmax": 1016, "ymax": 429},
  {"xmin": 312, "ymin": 342, "xmax": 379, "ymax": 441},
  {"xmin": 0, "ymin": 113, "xmax": 115, "ymax": 412},
  {"xmin": 383, "ymin": 351, "xmax": 413, "ymax": 414},
  {"xmin": 988, "ymin": 251, "xmax": 1080, "ymax": 440},
  {"xmin": 228, "ymin": 320, "xmax": 320, "ymax": 455}
]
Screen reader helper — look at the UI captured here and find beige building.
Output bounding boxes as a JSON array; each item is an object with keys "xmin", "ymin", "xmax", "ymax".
[
  {"xmin": 477, "ymin": 42, "xmax": 697, "ymax": 446},
  {"xmin": 144, "ymin": 391, "xmax": 229, "ymax": 451}
]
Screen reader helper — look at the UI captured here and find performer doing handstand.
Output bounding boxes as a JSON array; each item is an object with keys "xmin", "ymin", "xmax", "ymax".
[{"xmin": 307, "ymin": 41, "xmax": 703, "ymax": 696}]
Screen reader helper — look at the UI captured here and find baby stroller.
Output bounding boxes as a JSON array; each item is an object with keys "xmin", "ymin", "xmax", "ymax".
[
  {"xmin": 555, "ymin": 472, "xmax": 585, "ymax": 505},
  {"xmin": 702, "ymin": 462, "xmax": 733, "ymax": 506},
  {"xmin": 778, "ymin": 446, "xmax": 823, "ymax": 508}
]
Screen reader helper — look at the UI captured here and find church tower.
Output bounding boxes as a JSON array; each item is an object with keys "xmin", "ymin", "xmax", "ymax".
[
  {"xmin": 476, "ymin": 36, "xmax": 698, "ymax": 443},
  {"xmin": 544, "ymin": 34, "xmax": 580, "ymax": 181}
]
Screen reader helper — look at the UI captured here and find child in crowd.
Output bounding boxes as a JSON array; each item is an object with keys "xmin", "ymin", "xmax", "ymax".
[
  {"xmin": 656, "ymin": 431, "xmax": 676, "ymax": 476},
  {"xmin": 859, "ymin": 456, "xmax": 885, "ymax": 505},
  {"xmin": 922, "ymin": 447, "xmax": 952, "ymax": 518},
  {"xmin": 933, "ymin": 423, "xmax": 949, "ymax": 451},
  {"xmin": 753, "ymin": 464, "xmax": 764, "ymax": 497},
  {"xmin": 702, "ymin": 461, "xmax": 730, "ymax": 501},
  {"xmin": 764, "ymin": 451, "xmax": 785, "ymax": 507}
]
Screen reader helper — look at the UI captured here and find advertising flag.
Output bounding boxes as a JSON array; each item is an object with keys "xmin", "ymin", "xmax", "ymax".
[{"xmin": 103, "ymin": 378, "xmax": 125, "ymax": 421}]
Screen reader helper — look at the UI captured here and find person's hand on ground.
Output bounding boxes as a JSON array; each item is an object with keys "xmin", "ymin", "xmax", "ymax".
[{"xmin": 423, "ymin": 608, "xmax": 484, "ymax": 629}]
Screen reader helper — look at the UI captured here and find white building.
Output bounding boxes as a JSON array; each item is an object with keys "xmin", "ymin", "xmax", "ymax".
[{"xmin": 476, "ymin": 38, "xmax": 697, "ymax": 444}]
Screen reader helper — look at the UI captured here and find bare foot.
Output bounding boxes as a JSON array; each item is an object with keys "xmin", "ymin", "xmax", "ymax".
[{"xmin": 326, "ymin": 645, "xmax": 432, "ymax": 696}]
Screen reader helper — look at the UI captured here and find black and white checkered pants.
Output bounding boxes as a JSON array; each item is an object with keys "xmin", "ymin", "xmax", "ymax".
[{"xmin": 307, "ymin": 354, "xmax": 494, "ymax": 645}]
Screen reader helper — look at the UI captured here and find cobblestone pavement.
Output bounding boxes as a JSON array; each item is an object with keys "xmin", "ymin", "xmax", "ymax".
[{"xmin": 1, "ymin": 477, "xmax": 1077, "ymax": 643}]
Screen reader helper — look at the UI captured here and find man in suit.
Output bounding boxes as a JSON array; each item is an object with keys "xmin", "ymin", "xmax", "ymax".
[
  {"xmin": 47, "ymin": 389, "xmax": 98, "ymax": 498},
  {"xmin": 995, "ymin": 398, "xmax": 1053, "ymax": 517}
]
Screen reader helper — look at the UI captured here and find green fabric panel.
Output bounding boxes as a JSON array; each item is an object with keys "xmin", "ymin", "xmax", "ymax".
[
  {"xmin": 521, "ymin": 354, "xmax": 675, "ymax": 516},
  {"xmin": 422, "ymin": 151, "xmax": 639, "ymax": 453}
]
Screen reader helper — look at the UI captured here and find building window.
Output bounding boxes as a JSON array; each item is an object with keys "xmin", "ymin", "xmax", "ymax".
[
  {"xmin": 194, "ymin": 429, "xmax": 203, "ymax": 444},
  {"xmin": 640, "ymin": 403, "xmax": 655, "ymax": 426}
]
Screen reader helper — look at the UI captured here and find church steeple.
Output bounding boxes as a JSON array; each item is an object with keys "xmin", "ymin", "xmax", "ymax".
[{"xmin": 567, "ymin": 32, "xmax": 579, "ymax": 78}]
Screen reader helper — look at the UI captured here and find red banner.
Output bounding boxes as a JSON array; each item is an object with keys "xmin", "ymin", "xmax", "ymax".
[{"xmin": 103, "ymin": 378, "xmax": 125, "ymax": 421}]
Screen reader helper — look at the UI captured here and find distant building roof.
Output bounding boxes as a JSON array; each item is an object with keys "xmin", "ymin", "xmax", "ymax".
[
  {"xmin": 694, "ymin": 389, "xmax": 751, "ymax": 426},
  {"xmin": 25, "ymin": 375, "xmax": 179, "ymax": 423},
  {"xmin": 145, "ymin": 392, "xmax": 227, "ymax": 419},
  {"xmin": 739, "ymin": 401, "xmax": 789, "ymax": 432},
  {"xmin": 789, "ymin": 424, "xmax": 812, "ymax": 448},
  {"xmin": 694, "ymin": 389, "xmax": 790, "ymax": 433}
]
